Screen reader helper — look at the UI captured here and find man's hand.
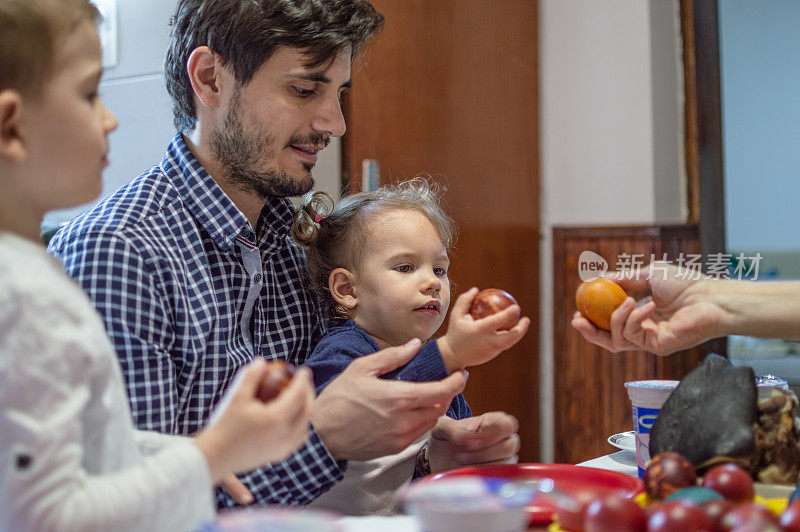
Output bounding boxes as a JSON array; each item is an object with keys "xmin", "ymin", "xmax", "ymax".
[
  {"xmin": 311, "ymin": 339, "xmax": 467, "ymax": 462},
  {"xmin": 571, "ymin": 263, "xmax": 721, "ymax": 356},
  {"xmin": 427, "ymin": 412, "xmax": 520, "ymax": 474}
]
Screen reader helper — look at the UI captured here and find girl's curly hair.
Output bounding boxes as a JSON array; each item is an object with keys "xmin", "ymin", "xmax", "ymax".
[{"xmin": 293, "ymin": 176, "xmax": 456, "ymax": 321}]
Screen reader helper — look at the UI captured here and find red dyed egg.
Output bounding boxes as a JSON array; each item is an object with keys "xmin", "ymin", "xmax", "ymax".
[
  {"xmin": 701, "ymin": 464, "xmax": 754, "ymax": 503},
  {"xmin": 469, "ymin": 288, "xmax": 520, "ymax": 330},
  {"xmin": 256, "ymin": 360, "xmax": 296, "ymax": 402},
  {"xmin": 644, "ymin": 451, "xmax": 697, "ymax": 500},
  {"xmin": 584, "ymin": 494, "xmax": 647, "ymax": 532}
]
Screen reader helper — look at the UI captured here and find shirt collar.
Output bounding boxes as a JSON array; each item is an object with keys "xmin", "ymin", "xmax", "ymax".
[
  {"xmin": 255, "ymin": 196, "xmax": 296, "ymax": 247},
  {"xmin": 160, "ymin": 133, "xmax": 253, "ymax": 251}
]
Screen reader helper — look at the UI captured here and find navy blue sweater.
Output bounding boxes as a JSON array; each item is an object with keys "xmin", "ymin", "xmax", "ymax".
[{"xmin": 305, "ymin": 320, "xmax": 471, "ymax": 420}]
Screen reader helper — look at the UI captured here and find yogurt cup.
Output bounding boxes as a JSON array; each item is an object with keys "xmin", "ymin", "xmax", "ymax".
[{"xmin": 624, "ymin": 380, "xmax": 679, "ymax": 478}]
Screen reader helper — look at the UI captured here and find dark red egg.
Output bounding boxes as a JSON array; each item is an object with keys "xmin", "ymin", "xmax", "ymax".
[
  {"xmin": 648, "ymin": 501, "xmax": 715, "ymax": 532},
  {"xmin": 701, "ymin": 464, "xmax": 754, "ymax": 503},
  {"xmin": 583, "ymin": 494, "xmax": 647, "ymax": 532},
  {"xmin": 699, "ymin": 498, "xmax": 735, "ymax": 532},
  {"xmin": 256, "ymin": 360, "xmax": 296, "ymax": 402},
  {"xmin": 780, "ymin": 499, "xmax": 800, "ymax": 532},
  {"xmin": 553, "ymin": 486, "xmax": 607, "ymax": 531},
  {"xmin": 644, "ymin": 451, "xmax": 697, "ymax": 500},
  {"xmin": 469, "ymin": 288, "xmax": 520, "ymax": 330},
  {"xmin": 721, "ymin": 502, "xmax": 780, "ymax": 531}
]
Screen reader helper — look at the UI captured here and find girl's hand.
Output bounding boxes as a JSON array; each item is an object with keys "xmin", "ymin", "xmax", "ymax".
[{"xmin": 437, "ymin": 288, "xmax": 530, "ymax": 372}]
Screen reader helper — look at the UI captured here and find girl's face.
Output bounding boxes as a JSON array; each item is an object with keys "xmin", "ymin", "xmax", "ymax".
[{"xmin": 348, "ymin": 209, "xmax": 450, "ymax": 348}]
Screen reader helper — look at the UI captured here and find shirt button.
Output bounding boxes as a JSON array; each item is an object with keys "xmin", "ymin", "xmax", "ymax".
[{"xmin": 254, "ymin": 273, "xmax": 262, "ymax": 284}]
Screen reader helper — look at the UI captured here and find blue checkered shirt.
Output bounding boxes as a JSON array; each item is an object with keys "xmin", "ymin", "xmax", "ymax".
[{"xmin": 48, "ymin": 134, "xmax": 343, "ymax": 508}]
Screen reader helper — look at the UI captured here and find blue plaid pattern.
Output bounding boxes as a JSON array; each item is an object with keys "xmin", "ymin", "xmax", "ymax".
[{"xmin": 48, "ymin": 134, "xmax": 342, "ymax": 507}]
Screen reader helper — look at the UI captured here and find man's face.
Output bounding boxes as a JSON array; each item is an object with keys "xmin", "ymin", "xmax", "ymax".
[{"xmin": 210, "ymin": 46, "xmax": 351, "ymax": 199}]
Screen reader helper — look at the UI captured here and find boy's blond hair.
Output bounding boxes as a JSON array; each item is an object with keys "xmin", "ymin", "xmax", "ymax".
[{"xmin": 0, "ymin": 0, "xmax": 99, "ymax": 96}]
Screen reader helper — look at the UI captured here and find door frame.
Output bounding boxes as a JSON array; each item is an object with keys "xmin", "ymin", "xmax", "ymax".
[{"xmin": 681, "ymin": 0, "xmax": 727, "ymax": 355}]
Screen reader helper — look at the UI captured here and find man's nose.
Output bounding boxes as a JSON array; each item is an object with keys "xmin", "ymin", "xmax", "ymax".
[{"xmin": 312, "ymin": 94, "xmax": 346, "ymax": 137}]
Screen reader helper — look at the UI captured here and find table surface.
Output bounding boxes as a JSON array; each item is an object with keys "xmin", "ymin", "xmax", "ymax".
[{"xmin": 335, "ymin": 450, "xmax": 639, "ymax": 531}]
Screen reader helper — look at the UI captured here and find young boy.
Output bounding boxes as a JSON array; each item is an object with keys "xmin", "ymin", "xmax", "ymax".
[{"xmin": 0, "ymin": 1, "xmax": 315, "ymax": 529}]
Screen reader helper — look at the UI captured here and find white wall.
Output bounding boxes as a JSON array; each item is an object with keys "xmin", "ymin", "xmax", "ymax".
[
  {"xmin": 44, "ymin": 0, "xmax": 342, "ymax": 227},
  {"xmin": 539, "ymin": 0, "xmax": 685, "ymax": 461}
]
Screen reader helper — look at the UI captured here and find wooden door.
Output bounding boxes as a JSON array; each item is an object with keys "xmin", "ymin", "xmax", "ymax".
[
  {"xmin": 344, "ymin": 1, "xmax": 540, "ymax": 461},
  {"xmin": 552, "ymin": 224, "xmax": 707, "ymax": 464}
]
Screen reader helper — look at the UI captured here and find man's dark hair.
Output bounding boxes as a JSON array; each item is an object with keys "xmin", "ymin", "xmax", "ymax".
[{"xmin": 165, "ymin": 0, "xmax": 383, "ymax": 133}]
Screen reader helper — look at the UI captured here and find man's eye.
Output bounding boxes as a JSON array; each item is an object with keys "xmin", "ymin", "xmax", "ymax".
[
  {"xmin": 293, "ymin": 86, "xmax": 315, "ymax": 98},
  {"xmin": 395, "ymin": 264, "xmax": 413, "ymax": 273},
  {"xmin": 434, "ymin": 267, "xmax": 447, "ymax": 276}
]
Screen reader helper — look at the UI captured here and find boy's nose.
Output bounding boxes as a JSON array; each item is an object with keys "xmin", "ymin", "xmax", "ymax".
[{"xmin": 102, "ymin": 102, "xmax": 118, "ymax": 134}]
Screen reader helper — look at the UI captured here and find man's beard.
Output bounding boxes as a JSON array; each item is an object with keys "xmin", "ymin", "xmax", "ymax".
[{"xmin": 209, "ymin": 92, "xmax": 327, "ymax": 199}]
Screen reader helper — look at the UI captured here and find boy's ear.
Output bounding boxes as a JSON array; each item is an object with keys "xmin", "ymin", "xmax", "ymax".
[
  {"xmin": 186, "ymin": 46, "xmax": 230, "ymax": 111},
  {"xmin": 0, "ymin": 90, "xmax": 27, "ymax": 162},
  {"xmin": 329, "ymin": 268, "xmax": 358, "ymax": 309}
]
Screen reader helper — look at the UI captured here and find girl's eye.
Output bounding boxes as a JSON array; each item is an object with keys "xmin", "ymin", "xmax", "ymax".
[
  {"xmin": 86, "ymin": 91, "xmax": 98, "ymax": 102},
  {"xmin": 434, "ymin": 267, "xmax": 447, "ymax": 276},
  {"xmin": 294, "ymin": 86, "xmax": 315, "ymax": 98},
  {"xmin": 395, "ymin": 264, "xmax": 413, "ymax": 273}
]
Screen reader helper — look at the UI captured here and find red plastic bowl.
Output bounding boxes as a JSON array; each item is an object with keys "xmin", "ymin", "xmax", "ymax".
[{"xmin": 422, "ymin": 463, "xmax": 644, "ymax": 525}]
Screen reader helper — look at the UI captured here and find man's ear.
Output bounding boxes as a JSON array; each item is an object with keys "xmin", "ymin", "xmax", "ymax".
[
  {"xmin": 186, "ymin": 46, "xmax": 229, "ymax": 111},
  {"xmin": 329, "ymin": 268, "xmax": 358, "ymax": 309},
  {"xmin": 0, "ymin": 89, "xmax": 27, "ymax": 163}
]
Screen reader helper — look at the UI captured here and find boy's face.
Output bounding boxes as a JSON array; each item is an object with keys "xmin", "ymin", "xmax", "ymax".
[
  {"xmin": 350, "ymin": 209, "xmax": 451, "ymax": 348},
  {"xmin": 209, "ymin": 46, "xmax": 351, "ymax": 199},
  {"xmin": 22, "ymin": 20, "xmax": 117, "ymax": 213}
]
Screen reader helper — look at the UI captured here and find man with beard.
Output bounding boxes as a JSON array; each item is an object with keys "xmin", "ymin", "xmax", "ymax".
[{"xmin": 49, "ymin": 0, "xmax": 520, "ymax": 510}]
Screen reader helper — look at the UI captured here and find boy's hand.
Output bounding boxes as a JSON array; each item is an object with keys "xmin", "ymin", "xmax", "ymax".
[
  {"xmin": 194, "ymin": 360, "xmax": 315, "ymax": 483},
  {"xmin": 428, "ymin": 412, "xmax": 521, "ymax": 474},
  {"xmin": 219, "ymin": 475, "xmax": 253, "ymax": 506},
  {"xmin": 437, "ymin": 288, "xmax": 530, "ymax": 372}
]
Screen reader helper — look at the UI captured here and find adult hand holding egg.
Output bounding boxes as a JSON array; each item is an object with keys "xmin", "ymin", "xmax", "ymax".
[{"xmin": 571, "ymin": 263, "xmax": 723, "ymax": 356}]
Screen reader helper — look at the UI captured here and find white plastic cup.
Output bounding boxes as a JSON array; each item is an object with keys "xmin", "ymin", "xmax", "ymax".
[{"xmin": 624, "ymin": 380, "xmax": 679, "ymax": 478}]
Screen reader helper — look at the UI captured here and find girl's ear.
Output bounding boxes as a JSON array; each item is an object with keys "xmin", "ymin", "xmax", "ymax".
[
  {"xmin": 0, "ymin": 90, "xmax": 27, "ymax": 163},
  {"xmin": 329, "ymin": 268, "xmax": 358, "ymax": 309}
]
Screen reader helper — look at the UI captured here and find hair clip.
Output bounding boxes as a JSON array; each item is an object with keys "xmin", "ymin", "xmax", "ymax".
[{"xmin": 314, "ymin": 214, "xmax": 323, "ymax": 224}]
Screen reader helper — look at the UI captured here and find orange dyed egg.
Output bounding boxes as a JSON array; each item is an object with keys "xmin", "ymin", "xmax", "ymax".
[{"xmin": 575, "ymin": 278, "xmax": 628, "ymax": 331}]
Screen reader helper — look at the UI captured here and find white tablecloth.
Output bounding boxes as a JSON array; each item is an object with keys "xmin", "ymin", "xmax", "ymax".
[
  {"xmin": 338, "ymin": 515, "xmax": 420, "ymax": 531},
  {"xmin": 577, "ymin": 449, "xmax": 638, "ymax": 477}
]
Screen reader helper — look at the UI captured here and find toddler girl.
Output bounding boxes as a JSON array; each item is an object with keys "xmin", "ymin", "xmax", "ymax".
[{"xmin": 294, "ymin": 178, "xmax": 529, "ymax": 514}]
